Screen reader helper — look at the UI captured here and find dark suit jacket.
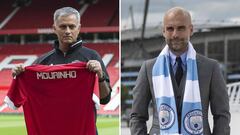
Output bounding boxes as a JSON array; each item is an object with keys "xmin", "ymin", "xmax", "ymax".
[{"xmin": 130, "ymin": 54, "xmax": 230, "ymax": 135}]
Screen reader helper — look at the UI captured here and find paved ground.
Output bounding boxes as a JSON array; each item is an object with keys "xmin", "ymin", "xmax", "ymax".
[{"xmin": 121, "ymin": 111, "xmax": 240, "ymax": 135}]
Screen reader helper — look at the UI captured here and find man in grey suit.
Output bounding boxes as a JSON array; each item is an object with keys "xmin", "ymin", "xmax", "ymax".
[{"xmin": 130, "ymin": 7, "xmax": 230, "ymax": 135}]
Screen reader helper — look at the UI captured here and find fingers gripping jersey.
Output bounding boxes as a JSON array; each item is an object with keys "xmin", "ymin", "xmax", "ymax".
[{"xmin": 4, "ymin": 62, "xmax": 99, "ymax": 135}]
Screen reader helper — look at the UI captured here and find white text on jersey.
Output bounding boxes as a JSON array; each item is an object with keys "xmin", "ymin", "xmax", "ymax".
[{"xmin": 36, "ymin": 71, "xmax": 77, "ymax": 79}]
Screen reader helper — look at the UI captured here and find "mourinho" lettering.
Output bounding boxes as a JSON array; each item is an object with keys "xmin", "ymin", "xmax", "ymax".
[{"xmin": 36, "ymin": 71, "xmax": 77, "ymax": 79}]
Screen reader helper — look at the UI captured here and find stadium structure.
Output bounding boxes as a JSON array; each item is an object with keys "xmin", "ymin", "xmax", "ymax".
[
  {"xmin": 0, "ymin": 0, "xmax": 119, "ymax": 115},
  {"xmin": 122, "ymin": 20, "xmax": 240, "ymax": 88}
]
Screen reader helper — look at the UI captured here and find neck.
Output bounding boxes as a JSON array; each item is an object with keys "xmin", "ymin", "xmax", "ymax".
[
  {"xmin": 171, "ymin": 46, "xmax": 188, "ymax": 57},
  {"xmin": 171, "ymin": 50, "xmax": 185, "ymax": 57},
  {"xmin": 59, "ymin": 43, "xmax": 70, "ymax": 53}
]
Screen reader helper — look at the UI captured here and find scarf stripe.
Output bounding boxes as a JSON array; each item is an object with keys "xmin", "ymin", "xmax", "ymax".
[{"xmin": 152, "ymin": 42, "xmax": 203, "ymax": 135}]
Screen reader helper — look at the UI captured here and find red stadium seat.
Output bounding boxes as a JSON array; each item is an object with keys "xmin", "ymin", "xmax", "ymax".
[
  {"xmin": 2, "ymin": 0, "xmax": 118, "ymax": 29},
  {"xmin": 0, "ymin": 43, "xmax": 119, "ymax": 114},
  {"xmin": 0, "ymin": 0, "xmax": 15, "ymax": 22}
]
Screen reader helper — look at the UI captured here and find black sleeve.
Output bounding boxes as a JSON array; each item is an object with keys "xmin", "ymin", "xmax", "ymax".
[
  {"xmin": 33, "ymin": 50, "xmax": 55, "ymax": 65},
  {"xmin": 92, "ymin": 50, "xmax": 112, "ymax": 105}
]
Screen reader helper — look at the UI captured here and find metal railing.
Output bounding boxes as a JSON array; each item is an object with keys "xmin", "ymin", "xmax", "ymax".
[{"xmin": 227, "ymin": 82, "xmax": 240, "ymax": 112}]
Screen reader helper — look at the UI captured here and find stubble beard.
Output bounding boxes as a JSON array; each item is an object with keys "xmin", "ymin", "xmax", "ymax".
[{"xmin": 167, "ymin": 39, "xmax": 188, "ymax": 54}]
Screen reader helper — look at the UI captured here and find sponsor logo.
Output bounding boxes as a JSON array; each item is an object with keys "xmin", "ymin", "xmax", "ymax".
[
  {"xmin": 36, "ymin": 71, "xmax": 77, "ymax": 79},
  {"xmin": 184, "ymin": 109, "xmax": 203, "ymax": 135},
  {"xmin": 159, "ymin": 104, "xmax": 175, "ymax": 130}
]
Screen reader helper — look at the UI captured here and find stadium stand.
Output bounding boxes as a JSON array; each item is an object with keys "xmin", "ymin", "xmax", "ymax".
[
  {"xmin": 0, "ymin": 43, "xmax": 119, "ymax": 115},
  {"xmin": 81, "ymin": 0, "xmax": 118, "ymax": 27},
  {"xmin": 1, "ymin": 0, "xmax": 118, "ymax": 29},
  {"xmin": 0, "ymin": 0, "xmax": 119, "ymax": 115},
  {"xmin": 3, "ymin": 0, "xmax": 81, "ymax": 29},
  {"xmin": 109, "ymin": 10, "xmax": 119, "ymax": 26},
  {"xmin": 0, "ymin": 0, "xmax": 15, "ymax": 22},
  {"xmin": 0, "ymin": 44, "xmax": 52, "ymax": 88}
]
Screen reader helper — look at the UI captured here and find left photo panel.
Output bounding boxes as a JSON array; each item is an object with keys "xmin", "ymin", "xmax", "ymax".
[{"xmin": 0, "ymin": 0, "xmax": 119, "ymax": 135}]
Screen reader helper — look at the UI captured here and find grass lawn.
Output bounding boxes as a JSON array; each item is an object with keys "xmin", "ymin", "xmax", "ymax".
[
  {"xmin": 97, "ymin": 116, "xmax": 119, "ymax": 135},
  {"xmin": 0, "ymin": 115, "xmax": 119, "ymax": 135}
]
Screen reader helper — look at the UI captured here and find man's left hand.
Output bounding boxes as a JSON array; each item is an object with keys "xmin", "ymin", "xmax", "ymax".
[{"xmin": 86, "ymin": 60, "xmax": 103, "ymax": 79}]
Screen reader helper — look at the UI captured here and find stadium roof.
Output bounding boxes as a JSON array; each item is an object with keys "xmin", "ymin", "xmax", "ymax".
[{"xmin": 121, "ymin": 23, "xmax": 240, "ymax": 41}]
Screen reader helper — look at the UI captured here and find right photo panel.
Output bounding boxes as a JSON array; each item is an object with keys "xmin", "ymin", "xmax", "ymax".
[{"xmin": 121, "ymin": 0, "xmax": 240, "ymax": 135}]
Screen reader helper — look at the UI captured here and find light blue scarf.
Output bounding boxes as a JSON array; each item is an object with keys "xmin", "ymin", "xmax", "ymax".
[{"xmin": 152, "ymin": 42, "xmax": 203, "ymax": 135}]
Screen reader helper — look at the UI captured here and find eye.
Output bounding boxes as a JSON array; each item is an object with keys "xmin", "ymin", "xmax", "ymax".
[
  {"xmin": 69, "ymin": 25, "xmax": 76, "ymax": 29},
  {"xmin": 166, "ymin": 27, "xmax": 174, "ymax": 32},
  {"xmin": 59, "ymin": 25, "xmax": 67, "ymax": 29},
  {"xmin": 178, "ymin": 26, "xmax": 186, "ymax": 31}
]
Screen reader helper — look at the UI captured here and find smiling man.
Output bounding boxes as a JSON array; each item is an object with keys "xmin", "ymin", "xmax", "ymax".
[{"xmin": 130, "ymin": 7, "xmax": 230, "ymax": 135}]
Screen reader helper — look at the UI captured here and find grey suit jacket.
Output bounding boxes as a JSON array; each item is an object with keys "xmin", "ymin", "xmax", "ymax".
[{"xmin": 130, "ymin": 54, "xmax": 230, "ymax": 135}]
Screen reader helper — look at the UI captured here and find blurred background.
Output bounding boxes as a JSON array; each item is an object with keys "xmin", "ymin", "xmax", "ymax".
[
  {"xmin": 121, "ymin": 0, "xmax": 240, "ymax": 134},
  {"xmin": 0, "ymin": 0, "xmax": 119, "ymax": 135}
]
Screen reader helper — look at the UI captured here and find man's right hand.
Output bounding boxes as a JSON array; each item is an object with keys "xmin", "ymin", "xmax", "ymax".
[{"xmin": 12, "ymin": 64, "xmax": 25, "ymax": 77}]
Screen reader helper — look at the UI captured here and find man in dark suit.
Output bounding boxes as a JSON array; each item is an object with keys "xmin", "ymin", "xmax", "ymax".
[{"xmin": 130, "ymin": 7, "xmax": 230, "ymax": 135}]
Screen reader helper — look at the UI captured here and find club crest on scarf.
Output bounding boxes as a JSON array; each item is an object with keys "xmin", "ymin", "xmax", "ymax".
[
  {"xmin": 159, "ymin": 104, "xmax": 175, "ymax": 129},
  {"xmin": 152, "ymin": 42, "xmax": 203, "ymax": 134},
  {"xmin": 184, "ymin": 110, "xmax": 203, "ymax": 134}
]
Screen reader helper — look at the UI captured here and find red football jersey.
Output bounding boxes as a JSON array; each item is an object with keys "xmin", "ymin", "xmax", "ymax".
[{"xmin": 5, "ymin": 62, "xmax": 99, "ymax": 135}]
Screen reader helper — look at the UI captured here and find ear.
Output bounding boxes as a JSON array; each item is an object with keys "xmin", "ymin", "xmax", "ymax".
[
  {"xmin": 190, "ymin": 24, "xmax": 194, "ymax": 36},
  {"xmin": 78, "ymin": 24, "xmax": 81, "ymax": 32},
  {"xmin": 76, "ymin": 24, "xmax": 81, "ymax": 36},
  {"xmin": 162, "ymin": 27, "xmax": 166, "ymax": 38},
  {"xmin": 52, "ymin": 24, "xmax": 57, "ymax": 34}
]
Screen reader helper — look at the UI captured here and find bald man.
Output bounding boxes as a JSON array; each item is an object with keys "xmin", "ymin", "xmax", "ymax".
[{"xmin": 130, "ymin": 7, "xmax": 230, "ymax": 135}]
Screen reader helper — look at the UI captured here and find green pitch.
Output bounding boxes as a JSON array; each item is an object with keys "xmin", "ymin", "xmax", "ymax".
[
  {"xmin": 0, "ymin": 115, "xmax": 119, "ymax": 135},
  {"xmin": 96, "ymin": 116, "xmax": 119, "ymax": 135}
]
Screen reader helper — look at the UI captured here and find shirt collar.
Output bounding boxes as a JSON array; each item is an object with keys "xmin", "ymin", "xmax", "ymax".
[
  {"xmin": 54, "ymin": 39, "xmax": 83, "ymax": 52},
  {"xmin": 169, "ymin": 49, "xmax": 187, "ymax": 66}
]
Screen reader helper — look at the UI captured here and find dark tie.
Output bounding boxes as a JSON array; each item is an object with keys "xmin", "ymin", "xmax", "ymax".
[{"xmin": 175, "ymin": 57, "xmax": 183, "ymax": 86}]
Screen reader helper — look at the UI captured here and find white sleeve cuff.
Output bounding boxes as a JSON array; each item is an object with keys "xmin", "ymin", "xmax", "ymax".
[
  {"xmin": 92, "ymin": 94, "xmax": 100, "ymax": 110},
  {"xmin": 4, "ymin": 96, "xmax": 18, "ymax": 110}
]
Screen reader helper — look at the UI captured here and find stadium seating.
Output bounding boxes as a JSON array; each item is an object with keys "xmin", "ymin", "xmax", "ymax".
[
  {"xmin": 109, "ymin": 10, "xmax": 119, "ymax": 26},
  {"xmin": 81, "ymin": 0, "xmax": 118, "ymax": 27},
  {"xmin": 0, "ymin": 43, "xmax": 119, "ymax": 114},
  {"xmin": 0, "ymin": 44, "xmax": 52, "ymax": 54},
  {"xmin": 0, "ymin": 0, "xmax": 119, "ymax": 115},
  {"xmin": 0, "ymin": 0, "xmax": 14, "ymax": 23},
  {"xmin": 85, "ymin": 43, "xmax": 119, "ymax": 67},
  {"xmin": 0, "ymin": 44, "xmax": 52, "ymax": 89},
  {"xmin": 3, "ymin": 0, "xmax": 80, "ymax": 29},
  {"xmin": 0, "ymin": 0, "xmax": 15, "ymax": 22},
  {"xmin": 2, "ymin": 0, "xmax": 118, "ymax": 29}
]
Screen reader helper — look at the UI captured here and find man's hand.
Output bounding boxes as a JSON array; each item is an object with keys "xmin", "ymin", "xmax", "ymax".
[
  {"xmin": 87, "ymin": 60, "xmax": 110, "ymax": 101},
  {"xmin": 87, "ymin": 60, "xmax": 111, "ymax": 101},
  {"xmin": 12, "ymin": 64, "xmax": 25, "ymax": 77},
  {"xmin": 86, "ymin": 60, "xmax": 103, "ymax": 79}
]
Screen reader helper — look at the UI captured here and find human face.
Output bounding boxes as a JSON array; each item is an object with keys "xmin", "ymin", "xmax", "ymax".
[
  {"xmin": 162, "ymin": 12, "xmax": 193, "ymax": 56},
  {"xmin": 53, "ymin": 14, "xmax": 80, "ymax": 48}
]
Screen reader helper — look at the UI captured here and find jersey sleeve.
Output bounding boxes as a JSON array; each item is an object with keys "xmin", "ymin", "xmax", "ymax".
[
  {"xmin": 92, "ymin": 75, "xmax": 100, "ymax": 110},
  {"xmin": 4, "ymin": 77, "xmax": 27, "ymax": 110}
]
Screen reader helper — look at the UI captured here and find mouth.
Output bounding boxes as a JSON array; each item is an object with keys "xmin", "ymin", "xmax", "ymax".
[
  {"xmin": 63, "ymin": 36, "xmax": 72, "ymax": 40},
  {"xmin": 172, "ymin": 39, "xmax": 182, "ymax": 42},
  {"xmin": 171, "ymin": 39, "xmax": 183, "ymax": 45}
]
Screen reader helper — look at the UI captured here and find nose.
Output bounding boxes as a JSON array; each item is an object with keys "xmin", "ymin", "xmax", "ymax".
[
  {"xmin": 172, "ymin": 29, "xmax": 179, "ymax": 38},
  {"xmin": 65, "ymin": 26, "xmax": 71, "ymax": 35}
]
